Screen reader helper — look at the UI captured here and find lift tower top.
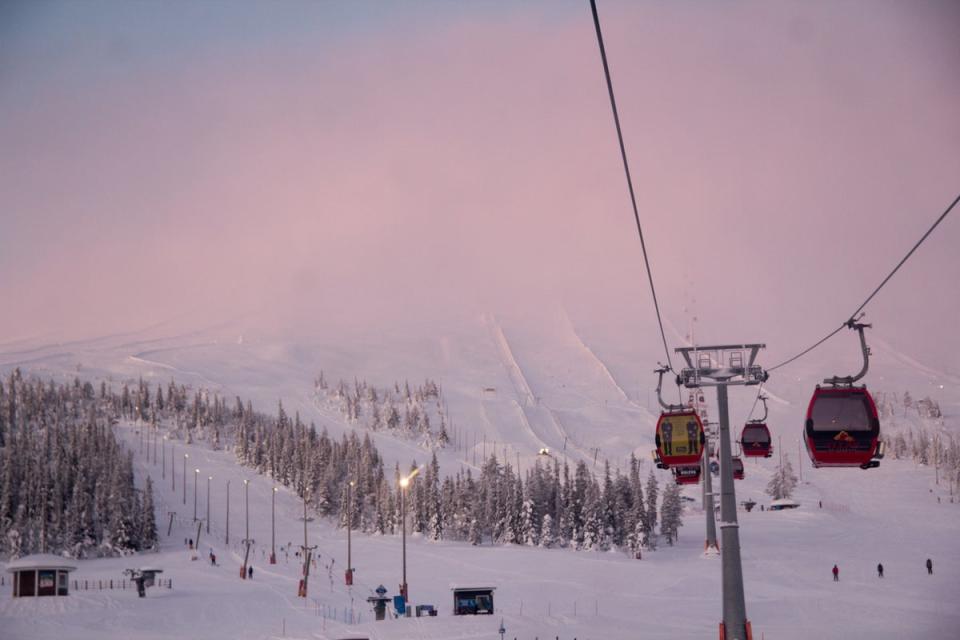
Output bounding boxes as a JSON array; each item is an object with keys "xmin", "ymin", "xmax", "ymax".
[{"xmin": 675, "ymin": 344, "xmax": 767, "ymax": 388}]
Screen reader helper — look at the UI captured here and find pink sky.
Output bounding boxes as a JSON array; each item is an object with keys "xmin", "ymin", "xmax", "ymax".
[{"xmin": 1, "ymin": 0, "xmax": 958, "ymax": 368}]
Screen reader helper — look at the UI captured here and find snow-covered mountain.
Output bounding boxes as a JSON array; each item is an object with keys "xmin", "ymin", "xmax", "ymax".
[{"xmin": 2, "ymin": 308, "xmax": 958, "ymax": 639}]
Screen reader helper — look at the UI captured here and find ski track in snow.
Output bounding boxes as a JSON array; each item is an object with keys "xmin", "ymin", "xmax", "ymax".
[
  {"xmin": 484, "ymin": 314, "xmax": 537, "ymax": 408},
  {"xmin": 484, "ymin": 314, "xmax": 595, "ymax": 466},
  {"xmin": 478, "ymin": 394, "xmax": 547, "ymax": 464},
  {"xmin": 559, "ymin": 308, "xmax": 637, "ymax": 407},
  {"xmin": 871, "ymin": 336, "xmax": 960, "ymax": 386},
  {"xmin": 127, "ymin": 353, "xmax": 224, "ymax": 390}
]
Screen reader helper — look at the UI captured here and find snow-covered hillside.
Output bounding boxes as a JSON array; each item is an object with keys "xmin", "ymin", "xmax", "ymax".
[{"xmin": 2, "ymin": 313, "xmax": 959, "ymax": 639}]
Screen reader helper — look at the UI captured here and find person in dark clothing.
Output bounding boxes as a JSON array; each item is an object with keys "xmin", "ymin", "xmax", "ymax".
[
  {"xmin": 926, "ymin": 558, "xmax": 933, "ymax": 575},
  {"xmin": 877, "ymin": 563, "xmax": 884, "ymax": 578},
  {"xmin": 832, "ymin": 565, "xmax": 839, "ymax": 581},
  {"xmin": 248, "ymin": 566, "xmax": 253, "ymax": 579}
]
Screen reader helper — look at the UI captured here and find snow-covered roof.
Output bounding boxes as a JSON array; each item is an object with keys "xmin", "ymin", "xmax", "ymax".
[
  {"xmin": 450, "ymin": 585, "xmax": 496, "ymax": 592},
  {"xmin": 771, "ymin": 498, "xmax": 800, "ymax": 507},
  {"xmin": 140, "ymin": 567, "xmax": 164, "ymax": 573},
  {"xmin": 5, "ymin": 554, "xmax": 77, "ymax": 572}
]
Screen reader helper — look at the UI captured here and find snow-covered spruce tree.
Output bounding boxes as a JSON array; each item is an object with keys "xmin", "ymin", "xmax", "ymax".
[
  {"xmin": 521, "ymin": 495, "xmax": 538, "ymax": 546},
  {"xmin": 659, "ymin": 482, "xmax": 683, "ymax": 545},
  {"xmin": 570, "ymin": 461, "xmax": 591, "ymax": 548},
  {"xmin": 644, "ymin": 469, "xmax": 659, "ymax": 549},
  {"xmin": 555, "ymin": 462, "xmax": 571, "ymax": 548},
  {"xmin": 600, "ymin": 461, "xmax": 617, "ymax": 550},
  {"xmin": 766, "ymin": 454, "xmax": 799, "ymax": 500},
  {"xmin": 610, "ymin": 467, "xmax": 632, "ymax": 549},
  {"xmin": 581, "ymin": 480, "xmax": 604, "ymax": 551},
  {"xmin": 539, "ymin": 512, "xmax": 555, "ymax": 548},
  {"xmin": 141, "ymin": 476, "xmax": 158, "ymax": 550}
]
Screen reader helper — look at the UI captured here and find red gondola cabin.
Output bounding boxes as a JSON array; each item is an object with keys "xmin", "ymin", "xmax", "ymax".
[
  {"xmin": 732, "ymin": 456, "xmax": 744, "ymax": 480},
  {"xmin": 655, "ymin": 410, "xmax": 705, "ymax": 468},
  {"xmin": 804, "ymin": 386, "xmax": 881, "ymax": 468},
  {"xmin": 740, "ymin": 423, "xmax": 772, "ymax": 458}
]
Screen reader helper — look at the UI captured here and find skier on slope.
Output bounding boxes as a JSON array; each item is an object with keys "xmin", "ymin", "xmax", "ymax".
[
  {"xmin": 926, "ymin": 558, "xmax": 933, "ymax": 575},
  {"xmin": 832, "ymin": 565, "xmax": 839, "ymax": 582},
  {"xmin": 877, "ymin": 563, "xmax": 884, "ymax": 578}
]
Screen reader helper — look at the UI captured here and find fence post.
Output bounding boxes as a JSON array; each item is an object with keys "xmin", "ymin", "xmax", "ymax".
[{"xmin": 110, "ymin": 579, "xmax": 113, "ymax": 589}]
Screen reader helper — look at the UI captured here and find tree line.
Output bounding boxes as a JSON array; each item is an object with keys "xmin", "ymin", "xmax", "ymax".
[
  {"xmin": 0, "ymin": 371, "xmax": 157, "ymax": 558},
  {"xmin": 1, "ymin": 370, "xmax": 685, "ymax": 559},
  {"xmin": 237, "ymin": 396, "xmax": 685, "ymax": 554}
]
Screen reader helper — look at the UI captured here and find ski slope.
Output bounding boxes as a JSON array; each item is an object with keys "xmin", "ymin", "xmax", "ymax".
[{"xmin": 1, "ymin": 315, "xmax": 959, "ymax": 639}]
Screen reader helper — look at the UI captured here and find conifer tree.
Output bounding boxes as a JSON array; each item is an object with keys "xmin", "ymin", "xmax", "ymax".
[
  {"xmin": 659, "ymin": 482, "xmax": 683, "ymax": 545},
  {"xmin": 141, "ymin": 476, "xmax": 158, "ymax": 550},
  {"xmin": 766, "ymin": 454, "xmax": 799, "ymax": 500},
  {"xmin": 645, "ymin": 469, "xmax": 659, "ymax": 549}
]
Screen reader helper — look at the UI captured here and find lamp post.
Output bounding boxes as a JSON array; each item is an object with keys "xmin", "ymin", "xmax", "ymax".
[
  {"xmin": 183, "ymin": 454, "xmax": 188, "ymax": 504},
  {"xmin": 346, "ymin": 480, "xmax": 355, "ymax": 585},
  {"xmin": 240, "ymin": 479, "xmax": 251, "ymax": 580},
  {"xmin": 207, "ymin": 476, "xmax": 212, "ymax": 534},
  {"xmin": 399, "ymin": 475, "xmax": 410, "ymax": 605},
  {"xmin": 194, "ymin": 468, "xmax": 199, "ymax": 521},
  {"xmin": 270, "ymin": 487, "xmax": 278, "ymax": 564},
  {"xmin": 226, "ymin": 480, "xmax": 230, "ymax": 545}
]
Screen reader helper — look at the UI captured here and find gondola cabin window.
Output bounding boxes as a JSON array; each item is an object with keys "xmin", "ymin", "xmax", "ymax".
[{"xmin": 809, "ymin": 394, "xmax": 872, "ymax": 431}]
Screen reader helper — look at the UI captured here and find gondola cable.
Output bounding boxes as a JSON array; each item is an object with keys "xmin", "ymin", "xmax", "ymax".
[
  {"xmin": 589, "ymin": 0, "xmax": 676, "ymax": 374},
  {"xmin": 767, "ymin": 192, "xmax": 960, "ymax": 373},
  {"xmin": 747, "ymin": 196, "xmax": 960, "ymax": 430}
]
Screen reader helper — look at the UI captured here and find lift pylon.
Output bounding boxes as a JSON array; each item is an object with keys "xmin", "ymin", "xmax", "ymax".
[{"xmin": 675, "ymin": 343, "xmax": 766, "ymax": 640}]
